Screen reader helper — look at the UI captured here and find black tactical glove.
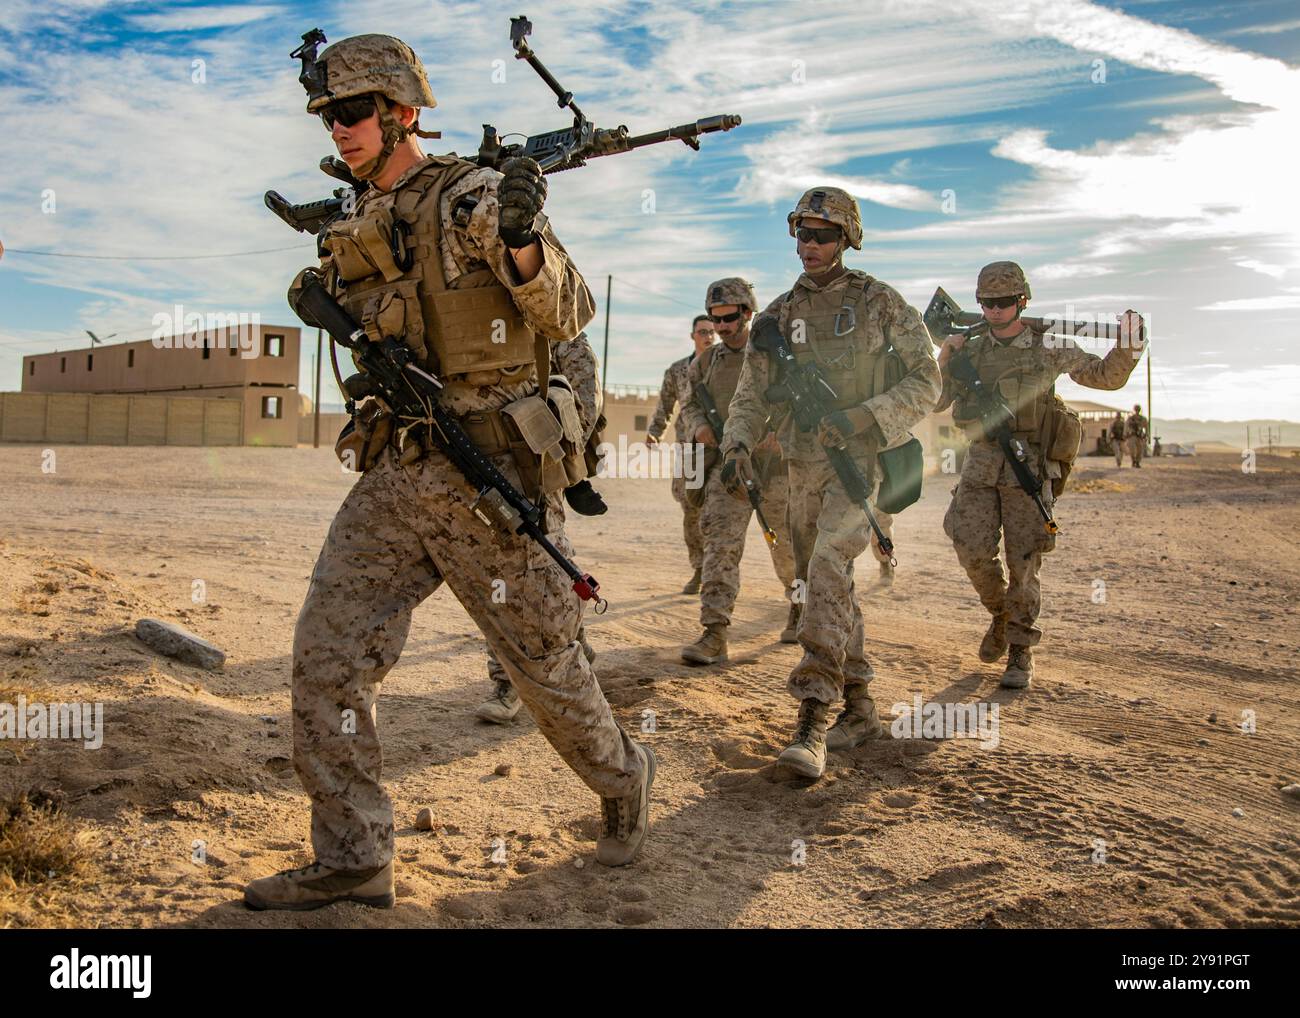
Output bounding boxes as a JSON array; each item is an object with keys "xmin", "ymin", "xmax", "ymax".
[{"xmin": 498, "ymin": 156, "xmax": 548, "ymax": 248}]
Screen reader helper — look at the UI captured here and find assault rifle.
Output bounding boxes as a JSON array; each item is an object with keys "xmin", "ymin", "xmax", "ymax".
[
  {"xmin": 947, "ymin": 351, "xmax": 1059, "ymax": 536},
  {"xmin": 289, "ymin": 271, "xmax": 608, "ymax": 610},
  {"xmin": 694, "ymin": 382, "xmax": 776, "ymax": 547},
  {"xmin": 750, "ymin": 317, "xmax": 896, "ymax": 564},
  {"xmin": 265, "ymin": 17, "xmax": 742, "ymax": 237}
]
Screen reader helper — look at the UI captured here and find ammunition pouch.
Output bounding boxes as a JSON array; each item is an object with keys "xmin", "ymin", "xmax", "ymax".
[
  {"xmin": 322, "ymin": 204, "xmax": 406, "ymax": 284},
  {"xmin": 1040, "ymin": 394, "xmax": 1082, "ymax": 497},
  {"xmin": 685, "ymin": 446, "xmax": 720, "ymax": 508}
]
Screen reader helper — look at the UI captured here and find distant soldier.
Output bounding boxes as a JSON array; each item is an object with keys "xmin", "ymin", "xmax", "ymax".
[
  {"xmin": 1152, "ymin": 435, "xmax": 1162, "ymax": 457},
  {"xmin": 936, "ymin": 262, "xmax": 1145, "ymax": 689},
  {"xmin": 1109, "ymin": 411, "xmax": 1126, "ymax": 467},
  {"xmin": 680, "ymin": 277, "xmax": 798, "ymax": 665},
  {"xmin": 1127, "ymin": 404, "xmax": 1148, "ymax": 467},
  {"xmin": 646, "ymin": 315, "xmax": 716, "ymax": 595}
]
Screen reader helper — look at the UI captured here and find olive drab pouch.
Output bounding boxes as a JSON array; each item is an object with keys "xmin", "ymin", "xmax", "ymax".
[
  {"xmin": 344, "ymin": 281, "xmax": 428, "ymax": 365},
  {"xmin": 545, "ymin": 379, "xmax": 589, "ymax": 487},
  {"xmin": 501, "ymin": 394, "xmax": 570, "ymax": 496},
  {"xmin": 1042, "ymin": 393, "xmax": 1082, "ymax": 497},
  {"xmin": 321, "ymin": 204, "xmax": 405, "ymax": 284},
  {"xmin": 428, "ymin": 285, "xmax": 535, "ymax": 383},
  {"xmin": 334, "ymin": 397, "xmax": 393, "ymax": 473},
  {"xmin": 876, "ymin": 436, "xmax": 924, "ymax": 514}
]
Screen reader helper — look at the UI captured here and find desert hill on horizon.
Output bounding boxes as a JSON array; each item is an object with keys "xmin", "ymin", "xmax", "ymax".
[{"xmin": 1144, "ymin": 418, "xmax": 1297, "ymax": 449}]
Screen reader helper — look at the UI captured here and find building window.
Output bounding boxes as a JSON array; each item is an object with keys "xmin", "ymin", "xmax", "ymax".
[
  {"xmin": 28, "ymin": 361, "xmax": 34, "ymax": 376},
  {"xmin": 128, "ymin": 349, "xmax": 135, "ymax": 368},
  {"xmin": 230, "ymin": 342, "xmax": 238, "ymax": 356},
  {"xmin": 61, "ymin": 357, "xmax": 66, "ymax": 373},
  {"xmin": 261, "ymin": 396, "xmax": 282, "ymax": 419},
  {"xmin": 87, "ymin": 354, "xmax": 93, "ymax": 371},
  {"xmin": 634, "ymin": 414, "xmax": 648, "ymax": 431},
  {"xmin": 264, "ymin": 334, "xmax": 284, "ymax": 357},
  {"xmin": 202, "ymin": 342, "xmax": 211, "ymax": 360}
]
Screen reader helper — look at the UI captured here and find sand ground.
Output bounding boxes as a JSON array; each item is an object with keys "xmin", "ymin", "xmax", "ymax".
[{"xmin": 1, "ymin": 444, "xmax": 1297, "ymax": 928}]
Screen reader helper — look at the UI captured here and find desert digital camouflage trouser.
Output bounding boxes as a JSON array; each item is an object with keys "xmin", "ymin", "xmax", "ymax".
[
  {"xmin": 1127, "ymin": 435, "xmax": 1144, "ymax": 466},
  {"xmin": 671, "ymin": 472, "xmax": 705, "ymax": 571},
  {"xmin": 698, "ymin": 464, "xmax": 796, "ymax": 627},
  {"xmin": 943, "ymin": 476, "xmax": 1057, "ymax": 649},
  {"xmin": 784, "ymin": 454, "xmax": 881, "ymax": 705},
  {"xmin": 1113, "ymin": 436, "xmax": 1125, "ymax": 467},
  {"xmin": 293, "ymin": 445, "xmax": 642, "ymax": 872}
]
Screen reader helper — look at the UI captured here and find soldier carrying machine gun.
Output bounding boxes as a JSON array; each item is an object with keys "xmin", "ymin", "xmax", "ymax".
[{"xmin": 266, "ymin": 17, "xmax": 741, "ymax": 238}]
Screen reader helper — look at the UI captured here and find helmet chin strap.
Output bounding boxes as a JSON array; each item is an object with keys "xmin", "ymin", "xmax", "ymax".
[{"xmin": 351, "ymin": 95, "xmax": 441, "ymax": 181}]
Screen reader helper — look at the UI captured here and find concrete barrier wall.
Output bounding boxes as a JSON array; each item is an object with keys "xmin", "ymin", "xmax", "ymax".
[{"xmin": 0, "ymin": 392, "xmax": 244, "ymax": 446}]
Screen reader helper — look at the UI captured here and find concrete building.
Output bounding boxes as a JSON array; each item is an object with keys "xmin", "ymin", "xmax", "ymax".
[{"xmin": 21, "ymin": 323, "xmax": 301, "ymax": 446}]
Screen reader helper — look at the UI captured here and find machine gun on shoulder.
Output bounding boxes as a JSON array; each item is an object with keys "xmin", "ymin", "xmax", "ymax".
[
  {"xmin": 922, "ymin": 287, "xmax": 1142, "ymax": 347},
  {"xmin": 264, "ymin": 17, "xmax": 742, "ymax": 238},
  {"xmin": 751, "ymin": 317, "xmax": 896, "ymax": 563}
]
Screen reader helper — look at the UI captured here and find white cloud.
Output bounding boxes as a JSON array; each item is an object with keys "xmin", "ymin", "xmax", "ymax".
[
  {"xmin": 126, "ymin": 5, "xmax": 281, "ymax": 33},
  {"xmin": 1197, "ymin": 295, "xmax": 1300, "ymax": 312}
]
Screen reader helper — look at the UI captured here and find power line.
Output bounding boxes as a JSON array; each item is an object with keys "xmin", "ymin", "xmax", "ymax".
[
  {"xmin": 3, "ymin": 244, "xmax": 312, "ymax": 261},
  {"xmin": 612, "ymin": 275, "xmax": 699, "ymax": 310}
]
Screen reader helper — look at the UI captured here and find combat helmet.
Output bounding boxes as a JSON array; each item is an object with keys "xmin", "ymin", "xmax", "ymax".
[
  {"xmin": 976, "ymin": 261, "xmax": 1032, "ymax": 302},
  {"xmin": 295, "ymin": 31, "xmax": 440, "ymax": 181},
  {"xmin": 705, "ymin": 277, "xmax": 758, "ymax": 313},
  {"xmin": 786, "ymin": 187, "xmax": 863, "ymax": 251}
]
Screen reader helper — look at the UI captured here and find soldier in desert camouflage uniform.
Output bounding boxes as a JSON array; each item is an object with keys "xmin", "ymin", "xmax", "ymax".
[
  {"xmin": 244, "ymin": 33, "xmax": 653, "ymax": 912},
  {"xmin": 935, "ymin": 262, "xmax": 1145, "ymax": 689},
  {"xmin": 646, "ymin": 315, "xmax": 716, "ymax": 595},
  {"xmin": 722, "ymin": 187, "xmax": 940, "ymax": 780},
  {"xmin": 679, "ymin": 278, "xmax": 798, "ymax": 666},
  {"xmin": 1126, "ymin": 404, "xmax": 1148, "ymax": 468},
  {"xmin": 1109, "ymin": 411, "xmax": 1127, "ymax": 467}
]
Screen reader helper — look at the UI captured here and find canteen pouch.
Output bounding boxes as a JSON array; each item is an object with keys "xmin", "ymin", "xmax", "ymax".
[
  {"xmin": 501, "ymin": 394, "xmax": 568, "ymax": 496},
  {"xmin": 1042, "ymin": 394, "xmax": 1082, "ymax": 497},
  {"xmin": 876, "ymin": 436, "xmax": 924, "ymax": 514}
]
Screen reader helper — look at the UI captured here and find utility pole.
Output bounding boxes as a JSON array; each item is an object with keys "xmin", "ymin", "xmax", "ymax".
[
  {"xmin": 602, "ymin": 274, "xmax": 612, "ymax": 393},
  {"xmin": 1146, "ymin": 337, "xmax": 1152, "ymax": 455},
  {"xmin": 313, "ymin": 327, "xmax": 322, "ymax": 448}
]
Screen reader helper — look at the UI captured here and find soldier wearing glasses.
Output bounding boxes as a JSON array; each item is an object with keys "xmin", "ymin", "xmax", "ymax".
[
  {"xmin": 679, "ymin": 278, "xmax": 798, "ymax": 666},
  {"xmin": 935, "ymin": 262, "xmax": 1145, "ymax": 689}
]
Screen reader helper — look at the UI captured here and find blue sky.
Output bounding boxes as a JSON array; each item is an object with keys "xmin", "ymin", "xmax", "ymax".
[{"xmin": 1, "ymin": 0, "xmax": 1298, "ymax": 421}]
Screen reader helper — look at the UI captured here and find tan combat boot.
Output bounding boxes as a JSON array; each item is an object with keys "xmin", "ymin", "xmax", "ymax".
[
  {"xmin": 779, "ymin": 601, "xmax": 802, "ymax": 644},
  {"xmin": 681, "ymin": 623, "xmax": 727, "ymax": 665},
  {"xmin": 825, "ymin": 695, "xmax": 883, "ymax": 752},
  {"xmin": 777, "ymin": 699, "xmax": 829, "ymax": 779},
  {"xmin": 1001, "ymin": 645, "xmax": 1034, "ymax": 689},
  {"xmin": 475, "ymin": 678, "xmax": 521, "ymax": 724},
  {"xmin": 244, "ymin": 860, "xmax": 394, "ymax": 911},
  {"xmin": 681, "ymin": 567, "xmax": 702, "ymax": 595},
  {"xmin": 979, "ymin": 612, "xmax": 1009, "ymax": 664},
  {"xmin": 596, "ymin": 743, "xmax": 657, "ymax": 866}
]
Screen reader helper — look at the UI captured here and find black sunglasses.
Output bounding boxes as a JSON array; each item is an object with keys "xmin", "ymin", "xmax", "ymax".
[
  {"xmin": 979, "ymin": 296, "xmax": 1022, "ymax": 310},
  {"xmin": 795, "ymin": 226, "xmax": 841, "ymax": 244},
  {"xmin": 708, "ymin": 311, "xmax": 743, "ymax": 324},
  {"xmin": 320, "ymin": 95, "xmax": 377, "ymax": 130}
]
